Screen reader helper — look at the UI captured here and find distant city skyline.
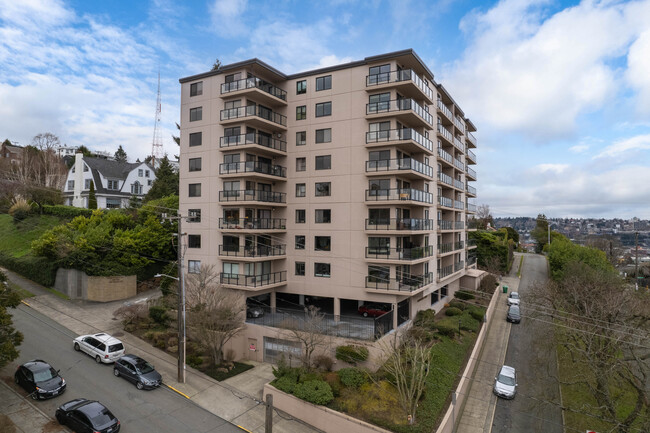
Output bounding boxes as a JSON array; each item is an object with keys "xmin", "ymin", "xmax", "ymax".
[{"xmin": 1, "ymin": 0, "xmax": 649, "ymax": 219}]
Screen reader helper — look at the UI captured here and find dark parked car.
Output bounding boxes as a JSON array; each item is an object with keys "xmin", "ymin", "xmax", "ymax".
[
  {"xmin": 507, "ymin": 305, "xmax": 521, "ymax": 323},
  {"xmin": 113, "ymin": 354, "xmax": 162, "ymax": 390},
  {"xmin": 246, "ymin": 305, "xmax": 265, "ymax": 318},
  {"xmin": 14, "ymin": 359, "xmax": 66, "ymax": 400},
  {"xmin": 358, "ymin": 304, "xmax": 390, "ymax": 318},
  {"xmin": 55, "ymin": 398, "xmax": 120, "ymax": 433}
]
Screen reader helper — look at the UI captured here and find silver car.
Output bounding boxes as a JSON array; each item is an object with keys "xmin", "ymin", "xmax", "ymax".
[
  {"xmin": 507, "ymin": 291, "xmax": 520, "ymax": 306},
  {"xmin": 113, "ymin": 354, "xmax": 162, "ymax": 390},
  {"xmin": 494, "ymin": 365, "xmax": 517, "ymax": 399}
]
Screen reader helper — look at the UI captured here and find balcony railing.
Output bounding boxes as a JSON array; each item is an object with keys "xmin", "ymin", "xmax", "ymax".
[
  {"xmin": 466, "ymin": 149, "xmax": 476, "ymax": 164},
  {"xmin": 366, "ymin": 99, "xmax": 433, "ymax": 126},
  {"xmin": 220, "ymin": 133, "xmax": 286, "ymax": 153},
  {"xmin": 219, "ymin": 189, "xmax": 286, "ymax": 203},
  {"xmin": 467, "ymin": 131, "xmax": 477, "ymax": 146},
  {"xmin": 436, "ymin": 100, "xmax": 453, "ymax": 122},
  {"xmin": 219, "ymin": 161, "xmax": 286, "ymax": 178},
  {"xmin": 454, "ymin": 116, "xmax": 465, "ymax": 132},
  {"xmin": 467, "ymin": 219, "xmax": 478, "ymax": 229},
  {"xmin": 454, "ymin": 200, "xmax": 464, "ymax": 210},
  {"xmin": 467, "ymin": 185, "xmax": 476, "ymax": 195},
  {"xmin": 438, "ymin": 220, "xmax": 453, "ymax": 230},
  {"xmin": 365, "ymin": 272, "xmax": 433, "ymax": 292},
  {"xmin": 454, "ymin": 158, "xmax": 464, "ymax": 171},
  {"xmin": 437, "ymin": 171, "xmax": 453, "ymax": 186},
  {"xmin": 220, "ymin": 105, "xmax": 287, "ymax": 127},
  {"xmin": 221, "ymin": 76, "xmax": 287, "ymax": 101},
  {"xmin": 453, "ymin": 136, "xmax": 464, "ymax": 152},
  {"xmin": 365, "ymin": 246, "xmax": 434, "ymax": 260},
  {"xmin": 455, "ymin": 260, "xmax": 465, "ymax": 272},
  {"xmin": 455, "ymin": 220, "xmax": 465, "ymax": 230},
  {"xmin": 453, "ymin": 179, "xmax": 464, "ymax": 190},
  {"xmin": 366, "ymin": 128, "xmax": 433, "ymax": 153},
  {"xmin": 366, "ymin": 69, "xmax": 434, "ymax": 101},
  {"xmin": 454, "ymin": 241, "xmax": 465, "ymax": 251},
  {"xmin": 438, "ymin": 242, "xmax": 453, "ymax": 254},
  {"xmin": 438, "ymin": 265, "xmax": 454, "ymax": 279},
  {"xmin": 438, "ymin": 147, "xmax": 453, "ymax": 164},
  {"xmin": 365, "ymin": 218, "xmax": 434, "ymax": 231},
  {"xmin": 220, "ymin": 271, "xmax": 287, "ymax": 288},
  {"xmin": 366, "ymin": 158, "xmax": 433, "ymax": 178},
  {"xmin": 467, "ymin": 166, "xmax": 477, "ymax": 179},
  {"xmin": 219, "ymin": 218, "xmax": 286, "ymax": 230},
  {"xmin": 437, "ymin": 124, "xmax": 453, "ymax": 143},
  {"xmin": 438, "ymin": 196, "xmax": 453, "ymax": 208},
  {"xmin": 467, "ymin": 256, "xmax": 477, "ymax": 266},
  {"xmin": 467, "ymin": 203, "xmax": 477, "ymax": 212},
  {"xmin": 218, "ymin": 244, "xmax": 286, "ymax": 258},
  {"xmin": 365, "ymin": 188, "xmax": 433, "ymax": 204},
  {"xmin": 468, "ymin": 239, "xmax": 477, "ymax": 247}
]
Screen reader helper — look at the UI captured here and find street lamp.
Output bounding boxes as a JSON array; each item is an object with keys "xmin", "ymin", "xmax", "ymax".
[
  {"xmin": 547, "ymin": 221, "xmax": 557, "ymax": 246},
  {"xmin": 155, "ymin": 269, "xmax": 186, "ymax": 384}
]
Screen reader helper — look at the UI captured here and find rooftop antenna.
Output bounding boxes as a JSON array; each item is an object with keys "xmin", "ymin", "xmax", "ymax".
[{"xmin": 151, "ymin": 70, "xmax": 164, "ymax": 167}]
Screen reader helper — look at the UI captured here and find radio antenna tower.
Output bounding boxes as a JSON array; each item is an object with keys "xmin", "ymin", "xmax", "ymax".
[{"xmin": 150, "ymin": 71, "xmax": 164, "ymax": 167}]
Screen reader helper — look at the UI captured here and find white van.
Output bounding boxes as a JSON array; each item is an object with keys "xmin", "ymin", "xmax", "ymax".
[{"xmin": 73, "ymin": 333, "xmax": 125, "ymax": 364}]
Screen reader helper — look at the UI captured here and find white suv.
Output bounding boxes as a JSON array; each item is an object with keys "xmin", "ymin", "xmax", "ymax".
[{"xmin": 73, "ymin": 333, "xmax": 125, "ymax": 364}]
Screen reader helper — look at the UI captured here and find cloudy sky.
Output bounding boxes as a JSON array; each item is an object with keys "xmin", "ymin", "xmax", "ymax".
[{"xmin": 1, "ymin": 0, "xmax": 649, "ymax": 219}]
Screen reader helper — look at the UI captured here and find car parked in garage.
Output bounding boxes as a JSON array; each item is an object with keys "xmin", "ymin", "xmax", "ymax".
[
  {"xmin": 358, "ymin": 303, "xmax": 391, "ymax": 317},
  {"xmin": 14, "ymin": 359, "xmax": 66, "ymax": 400},
  {"xmin": 73, "ymin": 333, "xmax": 124, "ymax": 364},
  {"xmin": 113, "ymin": 354, "xmax": 162, "ymax": 390},
  {"xmin": 55, "ymin": 398, "xmax": 120, "ymax": 433}
]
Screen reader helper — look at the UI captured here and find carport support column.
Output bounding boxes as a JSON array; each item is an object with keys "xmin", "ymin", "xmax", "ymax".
[
  {"xmin": 393, "ymin": 302, "xmax": 398, "ymax": 330},
  {"xmin": 270, "ymin": 292, "xmax": 276, "ymax": 313},
  {"xmin": 334, "ymin": 298, "xmax": 340, "ymax": 322},
  {"xmin": 299, "ymin": 294, "xmax": 305, "ymax": 306}
]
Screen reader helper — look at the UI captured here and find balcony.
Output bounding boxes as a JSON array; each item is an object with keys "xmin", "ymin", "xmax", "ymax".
[
  {"xmin": 437, "ymin": 147, "xmax": 453, "ymax": 167},
  {"xmin": 438, "ymin": 264, "xmax": 454, "ymax": 280},
  {"xmin": 437, "ymin": 100, "xmax": 453, "ymax": 123},
  {"xmin": 454, "ymin": 200, "xmax": 464, "ymax": 210},
  {"xmin": 438, "ymin": 220, "xmax": 454, "ymax": 231},
  {"xmin": 467, "ymin": 166, "xmax": 477, "ymax": 180},
  {"xmin": 366, "ymin": 158, "xmax": 433, "ymax": 179},
  {"xmin": 365, "ymin": 188, "xmax": 433, "ymax": 205},
  {"xmin": 466, "ymin": 149, "xmax": 476, "ymax": 164},
  {"xmin": 455, "ymin": 220, "xmax": 465, "ymax": 230},
  {"xmin": 366, "ymin": 128, "xmax": 433, "ymax": 155},
  {"xmin": 467, "ymin": 185, "xmax": 476, "ymax": 196},
  {"xmin": 365, "ymin": 246, "xmax": 434, "ymax": 261},
  {"xmin": 467, "ymin": 219, "xmax": 478, "ymax": 230},
  {"xmin": 437, "ymin": 124, "xmax": 453, "ymax": 145},
  {"xmin": 438, "ymin": 242, "xmax": 454, "ymax": 254},
  {"xmin": 219, "ymin": 161, "xmax": 287, "ymax": 179},
  {"xmin": 220, "ymin": 105, "xmax": 287, "ymax": 130},
  {"xmin": 455, "ymin": 260, "xmax": 465, "ymax": 272},
  {"xmin": 455, "ymin": 241, "xmax": 465, "ymax": 251},
  {"xmin": 437, "ymin": 171, "xmax": 453, "ymax": 187},
  {"xmin": 220, "ymin": 133, "xmax": 286, "ymax": 155},
  {"xmin": 453, "ymin": 136, "xmax": 464, "ymax": 152},
  {"xmin": 221, "ymin": 76, "xmax": 287, "ymax": 106},
  {"xmin": 220, "ymin": 271, "xmax": 287, "ymax": 290},
  {"xmin": 365, "ymin": 218, "xmax": 434, "ymax": 231},
  {"xmin": 467, "ymin": 255, "xmax": 477, "ymax": 266},
  {"xmin": 366, "ymin": 69, "xmax": 434, "ymax": 103},
  {"xmin": 467, "ymin": 131, "xmax": 477, "ymax": 148},
  {"xmin": 218, "ymin": 244, "xmax": 286, "ymax": 259},
  {"xmin": 467, "ymin": 239, "xmax": 477, "ymax": 249},
  {"xmin": 219, "ymin": 189, "xmax": 286, "ymax": 205},
  {"xmin": 454, "ymin": 116, "xmax": 465, "ymax": 133},
  {"xmin": 219, "ymin": 218, "xmax": 286, "ymax": 231},
  {"xmin": 453, "ymin": 179, "xmax": 464, "ymax": 190},
  {"xmin": 365, "ymin": 272, "xmax": 433, "ymax": 292},
  {"xmin": 438, "ymin": 196, "xmax": 453, "ymax": 208},
  {"xmin": 467, "ymin": 203, "xmax": 477, "ymax": 213},
  {"xmin": 366, "ymin": 98, "xmax": 433, "ymax": 128},
  {"xmin": 453, "ymin": 157, "xmax": 464, "ymax": 171}
]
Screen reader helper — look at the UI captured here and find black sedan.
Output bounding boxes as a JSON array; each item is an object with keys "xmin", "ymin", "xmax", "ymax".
[
  {"xmin": 55, "ymin": 398, "xmax": 120, "ymax": 433},
  {"xmin": 14, "ymin": 359, "xmax": 66, "ymax": 400},
  {"xmin": 113, "ymin": 354, "xmax": 162, "ymax": 390}
]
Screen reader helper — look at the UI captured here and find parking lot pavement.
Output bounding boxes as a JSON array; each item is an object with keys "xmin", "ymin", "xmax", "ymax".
[{"xmin": 0, "ymin": 379, "xmax": 68, "ymax": 433}]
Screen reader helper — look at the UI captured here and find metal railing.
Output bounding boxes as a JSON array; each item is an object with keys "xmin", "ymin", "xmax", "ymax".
[
  {"xmin": 454, "ymin": 116, "xmax": 465, "ymax": 132},
  {"xmin": 366, "ymin": 158, "xmax": 433, "ymax": 178},
  {"xmin": 219, "ymin": 190, "xmax": 286, "ymax": 203},
  {"xmin": 454, "ymin": 200, "xmax": 464, "ymax": 210},
  {"xmin": 455, "ymin": 260, "xmax": 465, "ymax": 272},
  {"xmin": 438, "ymin": 147, "xmax": 453, "ymax": 164},
  {"xmin": 453, "ymin": 136, "xmax": 464, "ymax": 152},
  {"xmin": 365, "ymin": 272, "xmax": 433, "ymax": 292},
  {"xmin": 365, "ymin": 246, "xmax": 434, "ymax": 260},
  {"xmin": 220, "ymin": 105, "xmax": 287, "ymax": 127},
  {"xmin": 437, "ymin": 123, "xmax": 453, "ymax": 143},
  {"xmin": 438, "ymin": 196, "xmax": 453, "ymax": 208},
  {"xmin": 221, "ymin": 76, "xmax": 287, "ymax": 101},
  {"xmin": 455, "ymin": 220, "xmax": 465, "ymax": 230},
  {"xmin": 220, "ymin": 271, "xmax": 287, "ymax": 288},
  {"xmin": 365, "ymin": 188, "xmax": 433, "ymax": 204},
  {"xmin": 219, "ymin": 218, "xmax": 286, "ymax": 230},
  {"xmin": 467, "ymin": 203, "xmax": 477, "ymax": 212},
  {"xmin": 466, "ymin": 149, "xmax": 476, "ymax": 164},
  {"xmin": 467, "ymin": 166, "xmax": 477, "ymax": 179},
  {"xmin": 220, "ymin": 133, "xmax": 286, "ymax": 152},
  {"xmin": 467, "ymin": 131, "xmax": 477, "ymax": 146},
  {"xmin": 438, "ymin": 171, "xmax": 453, "ymax": 186},
  {"xmin": 437, "ymin": 100, "xmax": 453, "ymax": 121},
  {"xmin": 218, "ymin": 244, "xmax": 286, "ymax": 258},
  {"xmin": 438, "ymin": 242, "xmax": 453, "ymax": 254},
  {"xmin": 365, "ymin": 218, "xmax": 434, "ymax": 231},
  {"xmin": 467, "ymin": 185, "xmax": 476, "ymax": 195},
  {"xmin": 454, "ymin": 158, "xmax": 464, "ymax": 171},
  {"xmin": 467, "ymin": 256, "xmax": 477, "ymax": 266},
  {"xmin": 219, "ymin": 161, "xmax": 286, "ymax": 178},
  {"xmin": 366, "ymin": 98, "xmax": 433, "ymax": 126},
  {"xmin": 366, "ymin": 69, "xmax": 434, "ymax": 101},
  {"xmin": 438, "ymin": 219, "xmax": 453, "ymax": 230},
  {"xmin": 366, "ymin": 128, "xmax": 433, "ymax": 153},
  {"xmin": 438, "ymin": 265, "xmax": 454, "ymax": 279},
  {"xmin": 454, "ymin": 241, "xmax": 465, "ymax": 251}
]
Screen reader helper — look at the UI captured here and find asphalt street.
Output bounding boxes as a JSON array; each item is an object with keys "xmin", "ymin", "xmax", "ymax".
[
  {"xmin": 1, "ymin": 304, "xmax": 243, "ymax": 433},
  {"xmin": 491, "ymin": 253, "xmax": 564, "ymax": 433}
]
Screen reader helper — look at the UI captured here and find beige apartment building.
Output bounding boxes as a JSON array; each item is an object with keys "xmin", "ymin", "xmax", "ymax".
[{"xmin": 178, "ymin": 49, "xmax": 479, "ymax": 362}]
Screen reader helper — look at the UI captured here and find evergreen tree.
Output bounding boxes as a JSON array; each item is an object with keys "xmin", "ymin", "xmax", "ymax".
[
  {"xmin": 114, "ymin": 145, "xmax": 128, "ymax": 163},
  {"xmin": 144, "ymin": 155, "xmax": 178, "ymax": 201},
  {"xmin": 76, "ymin": 145, "xmax": 92, "ymax": 157},
  {"xmin": 88, "ymin": 180, "xmax": 97, "ymax": 209},
  {"xmin": 0, "ymin": 270, "xmax": 23, "ymax": 369}
]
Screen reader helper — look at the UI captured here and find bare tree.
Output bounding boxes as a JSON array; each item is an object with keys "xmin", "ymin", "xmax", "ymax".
[
  {"xmin": 31, "ymin": 133, "xmax": 67, "ymax": 189},
  {"xmin": 476, "ymin": 204, "xmax": 493, "ymax": 229},
  {"xmin": 279, "ymin": 305, "xmax": 330, "ymax": 370},
  {"xmin": 185, "ymin": 264, "xmax": 246, "ymax": 366}
]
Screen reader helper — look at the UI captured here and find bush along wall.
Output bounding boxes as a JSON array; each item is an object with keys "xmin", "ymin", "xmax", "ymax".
[{"xmin": 0, "ymin": 252, "xmax": 57, "ymax": 286}]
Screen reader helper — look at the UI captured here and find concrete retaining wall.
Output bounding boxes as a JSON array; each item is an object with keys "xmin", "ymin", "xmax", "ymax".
[{"xmin": 54, "ymin": 269, "xmax": 136, "ymax": 302}]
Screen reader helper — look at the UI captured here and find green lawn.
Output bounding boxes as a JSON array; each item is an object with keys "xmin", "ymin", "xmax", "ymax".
[{"xmin": 0, "ymin": 214, "xmax": 65, "ymax": 258}]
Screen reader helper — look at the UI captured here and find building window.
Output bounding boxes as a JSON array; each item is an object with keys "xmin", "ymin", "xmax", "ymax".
[
  {"xmin": 188, "ymin": 209, "xmax": 201, "ymax": 222},
  {"xmin": 296, "ymin": 105, "xmax": 306, "ymax": 120},
  {"xmin": 296, "ymin": 209, "xmax": 306, "ymax": 223},
  {"xmin": 190, "ymin": 107, "xmax": 202, "ymax": 122},
  {"xmin": 315, "ymin": 128, "xmax": 331, "ymax": 143},
  {"xmin": 368, "ymin": 93, "xmax": 390, "ymax": 113},
  {"xmin": 315, "ymin": 182, "xmax": 331, "ymax": 196},
  {"xmin": 188, "ymin": 260, "xmax": 201, "ymax": 274},
  {"xmin": 296, "ymin": 157, "xmax": 306, "ymax": 172},
  {"xmin": 296, "ymin": 131, "xmax": 306, "ymax": 146},
  {"xmin": 131, "ymin": 182, "xmax": 142, "ymax": 195},
  {"xmin": 296, "ymin": 183, "xmax": 306, "ymax": 197},
  {"xmin": 189, "ymin": 132, "xmax": 202, "ymax": 147},
  {"xmin": 138, "ymin": 169, "xmax": 143, "ymax": 177},
  {"xmin": 295, "ymin": 235, "xmax": 305, "ymax": 250},
  {"xmin": 145, "ymin": 170, "xmax": 150, "ymax": 178},
  {"xmin": 107, "ymin": 180, "xmax": 119, "ymax": 190},
  {"xmin": 189, "ymin": 157, "xmax": 202, "ymax": 172},
  {"xmin": 106, "ymin": 198, "xmax": 121, "ymax": 209},
  {"xmin": 315, "ymin": 102, "xmax": 331, "ymax": 117},
  {"xmin": 315, "ymin": 236, "xmax": 331, "ymax": 251},
  {"xmin": 148, "ymin": 180, "xmax": 153, "ymax": 186},
  {"xmin": 296, "ymin": 80, "xmax": 306, "ymax": 94},
  {"xmin": 67, "ymin": 180, "xmax": 74, "ymax": 190},
  {"xmin": 314, "ymin": 263, "xmax": 330, "ymax": 278},
  {"xmin": 188, "ymin": 235, "xmax": 201, "ymax": 248},
  {"xmin": 315, "ymin": 155, "xmax": 331, "ymax": 170},
  {"xmin": 84, "ymin": 179, "xmax": 91, "ymax": 189},
  {"xmin": 315, "ymin": 209, "xmax": 331, "ymax": 223},
  {"xmin": 295, "ymin": 262, "xmax": 305, "ymax": 276},
  {"xmin": 368, "ymin": 64, "xmax": 390, "ymax": 84},
  {"xmin": 190, "ymin": 81, "xmax": 203, "ymax": 97},
  {"xmin": 188, "ymin": 183, "xmax": 201, "ymax": 197},
  {"xmin": 315, "ymin": 75, "xmax": 332, "ymax": 91}
]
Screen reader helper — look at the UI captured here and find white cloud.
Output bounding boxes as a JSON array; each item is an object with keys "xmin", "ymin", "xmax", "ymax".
[
  {"xmin": 533, "ymin": 163, "xmax": 569, "ymax": 174},
  {"xmin": 594, "ymin": 134, "xmax": 650, "ymax": 159},
  {"xmin": 209, "ymin": 0, "xmax": 248, "ymax": 38},
  {"xmin": 569, "ymin": 144, "xmax": 589, "ymax": 153},
  {"xmin": 317, "ymin": 54, "xmax": 354, "ymax": 68},
  {"xmin": 626, "ymin": 29, "xmax": 650, "ymax": 115}
]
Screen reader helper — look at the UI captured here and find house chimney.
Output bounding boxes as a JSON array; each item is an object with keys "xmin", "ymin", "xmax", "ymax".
[{"xmin": 72, "ymin": 153, "xmax": 85, "ymax": 208}]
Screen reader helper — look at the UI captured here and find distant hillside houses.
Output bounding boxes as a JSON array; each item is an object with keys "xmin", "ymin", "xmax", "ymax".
[{"xmin": 63, "ymin": 153, "xmax": 155, "ymax": 209}]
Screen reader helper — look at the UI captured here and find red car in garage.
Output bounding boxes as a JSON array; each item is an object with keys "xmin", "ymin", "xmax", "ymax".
[{"xmin": 358, "ymin": 304, "xmax": 391, "ymax": 317}]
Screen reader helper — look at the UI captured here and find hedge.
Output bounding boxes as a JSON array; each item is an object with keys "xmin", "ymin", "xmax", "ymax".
[
  {"xmin": 293, "ymin": 380, "xmax": 334, "ymax": 405},
  {"xmin": 454, "ymin": 290, "xmax": 475, "ymax": 300},
  {"xmin": 338, "ymin": 367, "xmax": 367, "ymax": 388},
  {"xmin": 0, "ymin": 252, "xmax": 57, "ymax": 287},
  {"xmin": 40, "ymin": 205, "xmax": 93, "ymax": 219},
  {"xmin": 335, "ymin": 345, "xmax": 369, "ymax": 365},
  {"xmin": 445, "ymin": 307, "xmax": 462, "ymax": 316}
]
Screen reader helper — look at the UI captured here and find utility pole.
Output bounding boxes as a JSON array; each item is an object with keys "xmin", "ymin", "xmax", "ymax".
[
  {"xmin": 177, "ymin": 215, "xmax": 186, "ymax": 384},
  {"xmin": 634, "ymin": 231, "xmax": 639, "ymax": 284}
]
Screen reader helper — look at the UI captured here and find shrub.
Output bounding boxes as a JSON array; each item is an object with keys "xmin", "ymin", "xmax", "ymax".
[
  {"xmin": 274, "ymin": 375, "xmax": 299, "ymax": 394},
  {"xmin": 435, "ymin": 323, "xmax": 457, "ymax": 337},
  {"xmin": 272, "ymin": 354, "xmax": 293, "ymax": 379},
  {"xmin": 407, "ymin": 326, "xmax": 435, "ymax": 343},
  {"xmin": 454, "ymin": 290, "xmax": 475, "ymax": 300},
  {"xmin": 338, "ymin": 367, "xmax": 367, "ymax": 388},
  {"xmin": 41, "ymin": 205, "xmax": 93, "ymax": 218},
  {"xmin": 445, "ymin": 307, "xmax": 462, "ymax": 316},
  {"xmin": 448, "ymin": 300, "xmax": 466, "ymax": 310},
  {"xmin": 335, "ymin": 345, "xmax": 369, "ymax": 365},
  {"xmin": 0, "ymin": 252, "xmax": 57, "ymax": 287},
  {"xmin": 314, "ymin": 354, "xmax": 334, "ymax": 371},
  {"xmin": 167, "ymin": 336, "xmax": 178, "ymax": 347},
  {"xmin": 154, "ymin": 339, "xmax": 166, "ymax": 349},
  {"xmin": 480, "ymin": 273, "xmax": 499, "ymax": 293},
  {"xmin": 294, "ymin": 380, "xmax": 334, "ymax": 405},
  {"xmin": 413, "ymin": 309, "xmax": 436, "ymax": 329},
  {"xmin": 322, "ymin": 371, "xmax": 342, "ymax": 397},
  {"xmin": 186, "ymin": 354, "xmax": 203, "ymax": 368},
  {"xmin": 468, "ymin": 307, "xmax": 485, "ymax": 322},
  {"xmin": 149, "ymin": 305, "xmax": 170, "ymax": 326}
]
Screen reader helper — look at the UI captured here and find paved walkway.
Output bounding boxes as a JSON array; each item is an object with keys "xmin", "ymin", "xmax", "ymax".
[
  {"xmin": 455, "ymin": 254, "xmax": 521, "ymax": 433},
  {"xmin": 0, "ymin": 268, "xmax": 321, "ymax": 433}
]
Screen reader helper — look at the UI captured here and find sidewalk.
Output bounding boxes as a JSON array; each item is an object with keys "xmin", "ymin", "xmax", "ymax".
[
  {"xmin": 0, "ymin": 268, "xmax": 321, "ymax": 433},
  {"xmin": 455, "ymin": 254, "xmax": 521, "ymax": 433}
]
